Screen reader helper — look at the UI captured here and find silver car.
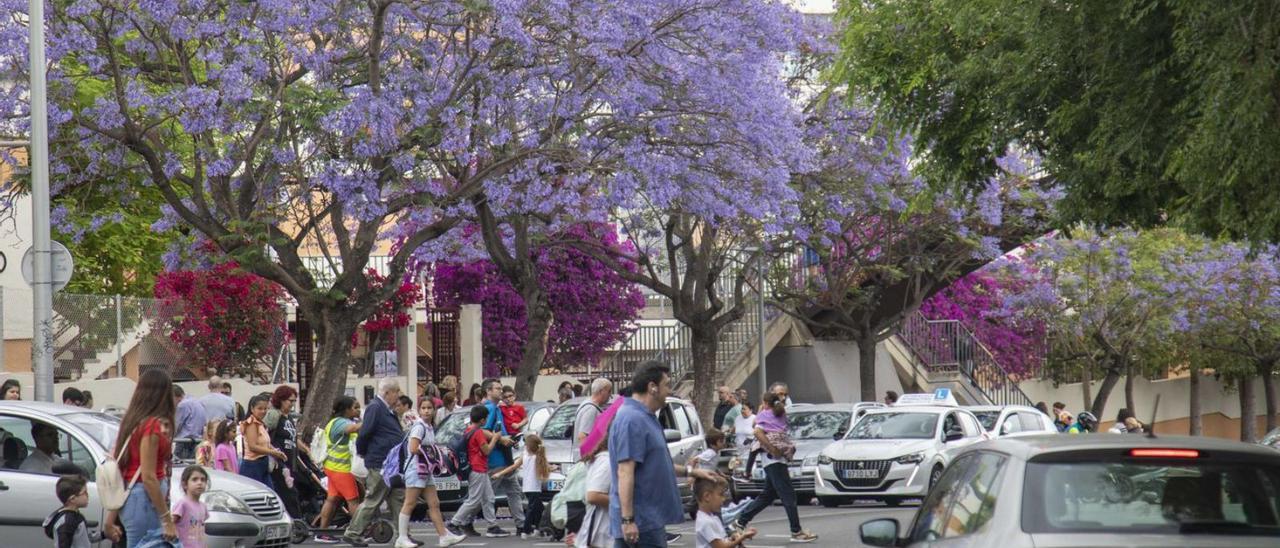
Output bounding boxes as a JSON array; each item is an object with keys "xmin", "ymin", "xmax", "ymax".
[
  {"xmin": 860, "ymin": 434, "xmax": 1280, "ymax": 547},
  {"xmin": 0, "ymin": 402, "xmax": 291, "ymax": 547},
  {"xmin": 966, "ymin": 405, "xmax": 1057, "ymax": 438},
  {"xmin": 430, "ymin": 401, "xmax": 555, "ymax": 510}
]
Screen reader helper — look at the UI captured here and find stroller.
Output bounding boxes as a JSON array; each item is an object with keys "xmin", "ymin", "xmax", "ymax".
[{"xmin": 290, "ymin": 450, "xmax": 395, "ymax": 544}]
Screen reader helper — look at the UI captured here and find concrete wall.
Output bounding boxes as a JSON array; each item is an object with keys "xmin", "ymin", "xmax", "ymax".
[{"xmin": 739, "ymin": 340, "xmax": 904, "ymax": 405}]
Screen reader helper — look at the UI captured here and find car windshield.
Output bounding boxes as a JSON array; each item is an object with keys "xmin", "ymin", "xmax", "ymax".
[
  {"xmin": 788, "ymin": 411, "xmax": 851, "ymax": 439},
  {"xmin": 541, "ymin": 403, "xmax": 579, "ymax": 440},
  {"xmin": 1023, "ymin": 459, "xmax": 1280, "ymax": 536},
  {"xmin": 435, "ymin": 411, "xmax": 469, "ymax": 446},
  {"xmin": 972, "ymin": 411, "xmax": 1000, "ymax": 431},
  {"xmin": 846, "ymin": 412, "xmax": 937, "ymax": 440},
  {"xmin": 62, "ymin": 412, "xmax": 120, "ymax": 450}
]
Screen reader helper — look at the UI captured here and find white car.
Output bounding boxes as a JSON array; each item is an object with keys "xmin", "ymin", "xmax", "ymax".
[
  {"xmin": 0, "ymin": 402, "xmax": 292, "ymax": 547},
  {"xmin": 814, "ymin": 405, "xmax": 987, "ymax": 507},
  {"xmin": 966, "ymin": 405, "xmax": 1057, "ymax": 438}
]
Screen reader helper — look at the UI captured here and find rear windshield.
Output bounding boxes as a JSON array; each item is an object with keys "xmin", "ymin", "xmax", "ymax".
[
  {"xmin": 972, "ymin": 411, "xmax": 999, "ymax": 431},
  {"xmin": 1023, "ymin": 460, "xmax": 1280, "ymax": 537},
  {"xmin": 540, "ymin": 403, "xmax": 580, "ymax": 440}
]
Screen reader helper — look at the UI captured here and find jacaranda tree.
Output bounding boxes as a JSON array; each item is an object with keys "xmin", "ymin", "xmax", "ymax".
[{"xmin": 0, "ymin": 0, "xmax": 808, "ymax": 430}]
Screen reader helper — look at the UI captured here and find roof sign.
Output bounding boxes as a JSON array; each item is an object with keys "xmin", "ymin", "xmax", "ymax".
[{"xmin": 894, "ymin": 390, "xmax": 960, "ymax": 408}]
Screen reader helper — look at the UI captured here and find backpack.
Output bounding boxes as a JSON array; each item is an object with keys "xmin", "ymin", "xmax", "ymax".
[
  {"xmin": 96, "ymin": 432, "xmax": 142, "ymax": 511},
  {"xmin": 381, "ymin": 433, "xmax": 413, "ymax": 489},
  {"xmin": 549, "ymin": 460, "xmax": 590, "ymax": 529},
  {"xmin": 310, "ymin": 425, "xmax": 329, "ymax": 467},
  {"xmin": 450, "ymin": 427, "xmax": 481, "ymax": 478}
]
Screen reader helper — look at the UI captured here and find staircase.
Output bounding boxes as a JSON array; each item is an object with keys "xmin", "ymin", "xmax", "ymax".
[{"xmin": 890, "ymin": 311, "xmax": 1034, "ymax": 407}]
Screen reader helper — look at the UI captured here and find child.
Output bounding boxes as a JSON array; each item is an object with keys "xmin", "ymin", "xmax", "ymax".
[
  {"xmin": 172, "ymin": 465, "xmax": 210, "ymax": 548},
  {"xmin": 213, "ymin": 419, "xmax": 239, "ymax": 473},
  {"xmin": 445, "ymin": 405, "xmax": 507, "ymax": 538},
  {"xmin": 691, "ymin": 428, "xmax": 726, "ymax": 472},
  {"xmin": 396, "ymin": 397, "xmax": 465, "ymax": 548},
  {"xmin": 44, "ymin": 475, "xmax": 98, "ymax": 548},
  {"xmin": 512, "ymin": 433, "xmax": 551, "ymax": 539},
  {"xmin": 745, "ymin": 395, "xmax": 793, "ymax": 479},
  {"xmin": 195, "ymin": 419, "xmax": 221, "ymax": 467},
  {"xmin": 694, "ymin": 477, "xmax": 756, "ymax": 548}
]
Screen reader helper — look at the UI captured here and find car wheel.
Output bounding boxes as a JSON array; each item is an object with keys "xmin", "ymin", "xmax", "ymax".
[
  {"xmin": 929, "ymin": 465, "xmax": 945, "ymax": 490},
  {"xmin": 818, "ymin": 496, "xmax": 842, "ymax": 508}
]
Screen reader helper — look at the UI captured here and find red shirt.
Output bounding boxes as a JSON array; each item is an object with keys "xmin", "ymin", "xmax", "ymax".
[
  {"xmin": 122, "ymin": 417, "xmax": 172, "ymax": 480},
  {"xmin": 465, "ymin": 426, "xmax": 489, "ymax": 473},
  {"xmin": 501, "ymin": 404, "xmax": 527, "ymax": 435}
]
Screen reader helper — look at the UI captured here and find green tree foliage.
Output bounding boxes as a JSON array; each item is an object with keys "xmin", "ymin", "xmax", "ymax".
[{"xmin": 835, "ymin": 0, "xmax": 1280, "ymax": 242}]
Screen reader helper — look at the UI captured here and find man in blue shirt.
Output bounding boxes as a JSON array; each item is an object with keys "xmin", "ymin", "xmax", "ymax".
[
  {"xmin": 480, "ymin": 378, "xmax": 522, "ymax": 537},
  {"xmin": 609, "ymin": 362, "xmax": 718, "ymax": 547}
]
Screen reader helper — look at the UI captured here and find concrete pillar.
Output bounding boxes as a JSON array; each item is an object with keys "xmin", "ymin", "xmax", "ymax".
[
  {"xmin": 459, "ymin": 304, "xmax": 483, "ymax": 390},
  {"xmin": 398, "ymin": 306, "xmax": 416, "ymax": 402}
]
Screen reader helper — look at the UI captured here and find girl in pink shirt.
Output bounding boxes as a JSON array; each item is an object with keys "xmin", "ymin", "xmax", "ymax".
[
  {"xmin": 212, "ymin": 420, "xmax": 239, "ymax": 474},
  {"xmin": 171, "ymin": 466, "xmax": 210, "ymax": 547}
]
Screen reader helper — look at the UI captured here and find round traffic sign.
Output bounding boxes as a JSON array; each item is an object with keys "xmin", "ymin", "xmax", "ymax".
[{"xmin": 21, "ymin": 241, "xmax": 74, "ymax": 292}]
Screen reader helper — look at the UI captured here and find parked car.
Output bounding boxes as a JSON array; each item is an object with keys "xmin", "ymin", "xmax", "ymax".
[
  {"xmin": 730, "ymin": 402, "xmax": 884, "ymax": 501},
  {"xmin": 966, "ymin": 405, "xmax": 1057, "ymax": 438},
  {"xmin": 860, "ymin": 434, "xmax": 1280, "ymax": 547},
  {"xmin": 1260, "ymin": 427, "xmax": 1280, "ymax": 451},
  {"xmin": 541, "ymin": 396, "xmax": 705, "ymax": 505},
  {"xmin": 814, "ymin": 403, "xmax": 987, "ymax": 507},
  {"xmin": 0, "ymin": 401, "xmax": 292, "ymax": 547}
]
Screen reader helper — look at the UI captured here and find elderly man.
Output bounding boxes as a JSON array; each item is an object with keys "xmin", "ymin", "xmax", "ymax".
[
  {"xmin": 712, "ymin": 386, "xmax": 735, "ymax": 430},
  {"xmin": 344, "ymin": 378, "xmax": 407, "ymax": 546},
  {"xmin": 573, "ymin": 377, "xmax": 613, "ymax": 456},
  {"xmin": 173, "ymin": 385, "xmax": 206, "ymax": 460},
  {"xmin": 199, "ymin": 376, "xmax": 236, "ymax": 421},
  {"xmin": 610, "ymin": 362, "xmax": 719, "ymax": 547}
]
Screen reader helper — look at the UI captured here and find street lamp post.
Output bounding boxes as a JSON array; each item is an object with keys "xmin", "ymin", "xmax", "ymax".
[
  {"xmin": 756, "ymin": 250, "xmax": 766, "ymax": 399},
  {"xmin": 28, "ymin": 0, "xmax": 55, "ymax": 402}
]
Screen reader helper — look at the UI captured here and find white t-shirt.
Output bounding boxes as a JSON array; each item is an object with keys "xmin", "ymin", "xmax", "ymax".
[
  {"xmin": 693, "ymin": 448, "xmax": 718, "ymax": 472},
  {"xmin": 696, "ymin": 509, "xmax": 729, "ymax": 548},
  {"xmin": 520, "ymin": 447, "xmax": 543, "ymax": 493},
  {"xmin": 575, "ymin": 455, "xmax": 612, "ymax": 548},
  {"xmin": 407, "ymin": 419, "xmax": 434, "ymax": 467},
  {"xmin": 572, "ymin": 401, "xmax": 603, "ymax": 455},
  {"xmin": 19, "ymin": 448, "xmax": 54, "ymax": 473},
  {"xmin": 733, "ymin": 414, "xmax": 756, "ymax": 447}
]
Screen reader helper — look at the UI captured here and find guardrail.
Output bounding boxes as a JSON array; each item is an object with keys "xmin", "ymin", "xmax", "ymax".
[{"xmin": 897, "ymin": 311, "xmax": 1034, "ymax": 407}]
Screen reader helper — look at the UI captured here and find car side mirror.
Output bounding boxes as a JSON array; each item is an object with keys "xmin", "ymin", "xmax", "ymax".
[
  {"xmin": 945, "ymin": 431, "xmax": 964, "ymax": 442},
  {"xmin": 1000, "ymin": 421, "xmax": 1016, "ymax": 436},
  {"xmin": 664, "ymin": 429, "xmax": 682, "ymax": 443},
  {"xmin": 860, "ymin": 518, "xmax": 901, "ymax": 547}
]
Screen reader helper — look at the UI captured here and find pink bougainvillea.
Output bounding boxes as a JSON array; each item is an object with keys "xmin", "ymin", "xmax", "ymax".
[
  {"xmin": 352, "ymin": 269, "xmax": 422, "ymax": 350},
  {"xmin": 432, "ymin": 225, "xmax": 645, "ymax": 376},
  {"xmin": 154, "ymin": 263, "xmax": 289, "ymax": 377},
  {"xmin": 920, "ymin": 265, "xmax": 1046, "ymax": 377}
]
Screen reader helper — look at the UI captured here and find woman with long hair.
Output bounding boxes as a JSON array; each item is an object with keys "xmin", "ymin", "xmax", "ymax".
[
  {"xmin": 266, "ymin": 385, "xmax": 302, "ymax": 518},
  {"xmin": 1, "ymin": 378, "xmax": 20, "ymax": 400},
  {"xmin": 104, "ymin": 368, "xmax": 178, "ymax": 546},
  {"xmin": 240, "ymin": 394, "xmax": 287, "ymax": 488},
  {"xmin": 729, "ymin": 393, "xmax": 816, "ymax": 542},
  {"xmin": 462, "ymin": 383, "xmax": 484, "ymax": 406},
  {"xmin": 395, "ymin": 398, "xmax": 465, "ymax": 548}
]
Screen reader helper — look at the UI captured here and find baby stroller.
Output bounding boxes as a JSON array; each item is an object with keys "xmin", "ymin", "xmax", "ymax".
[{"xmin": 289, "ymin": 454, "xmax": 395, "ymax": 545}]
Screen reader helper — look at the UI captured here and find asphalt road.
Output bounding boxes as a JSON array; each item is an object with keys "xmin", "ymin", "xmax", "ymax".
[{"xmin": 294, "ymin": 503, "xmax": 920, "ymax": 548}]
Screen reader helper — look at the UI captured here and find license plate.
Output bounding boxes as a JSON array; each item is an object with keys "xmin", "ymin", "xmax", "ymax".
[
  {"xmin": 264, "ymin": 524, "xmax": 289, "ymax": 540},
  {"xmin": 436, "ymin": 478, "xmax": 461, "ymax": 491},
  {"xmin": 843, "ymin": 469, "xmax": 879, "ymax": 479},
  {"xmin": 547, "ymin": 479, "xmax": 565, "ymax": 491}
]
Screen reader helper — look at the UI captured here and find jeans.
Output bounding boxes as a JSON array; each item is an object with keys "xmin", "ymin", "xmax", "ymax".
[
  {"xmin": 240, "ymin": 457, "xmax": 274, "ymax": 489},
  {"xmin": 121, "ymin": 479, "xmax": 169, "ymax": 548},
  {"xmin": 345, "ymin": 467, "xmax": 405, "ymax": 540},
  {"xmin": 736, "ymin": 462, "xmax": 802, "ymax": 533},
  {"xmin": 612, "ymin": 527, "xmax": 668, "ymax": 548},
  {"xmin": 450, "ymin": 472, "xmax": 497, "ymax": 529},
  {"xmin": 522, "ymin": 490, "xmax": 547, "ymax": 534}
]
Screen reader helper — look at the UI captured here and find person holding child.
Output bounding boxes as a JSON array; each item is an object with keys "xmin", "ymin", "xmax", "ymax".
[
  {"xmin": 728, "ymin": 393, "xmax": 816, "ymax": 543},
  {"xmin": 45, "ymin": 475, "xmax": 99, "ymax": 548}
]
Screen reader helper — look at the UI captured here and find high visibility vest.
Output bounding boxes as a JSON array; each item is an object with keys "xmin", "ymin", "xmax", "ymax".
[{"xmin": 324, "ymin": 417, "xmax": 355, "ymax": 472}]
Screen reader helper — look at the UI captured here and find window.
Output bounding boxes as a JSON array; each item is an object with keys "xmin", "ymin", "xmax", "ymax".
[
  {"xmin": 910, "ymin": 453, "xmax": 977, "ymax": 542},
  {"xmin": 1000, "ymin": 414, "xmax": 1022, "ymax": 436},
  {"xmin": 538, "ymin": 403, "xmax": 581, "ymax": 441},
  {"xmin": 973, "ymin": 411, "xmax": 1000, "ymax": 432},
  {"xmin": 1023, "ymin": 460, "xmax": 1280, "ymax": 536},
  {"xmin": 787, "ymin": 411, "xmax": 852, "ymax": 440},
  {"xmin": 847, "ymin": 413, "xmax": 939, "ymax": 440},
  {"xmin": 670, "ymin": 404, "xmax": 693, "ymax": 438},
  {"xmin": 1017, "ymin": 412, "xmax": 1048, "ymax": 433},
  {"xmin": 959, "ymin": 413, "xmax": 982, "ymax": 437},
  {"xmin": 0, "ymin": 416, "xmax": 95, "ymax": 478},
  {"xmin": 682, "ymin": 405, "xmax": 702, "ymax": 436},
  {"xmin": 942, "ymin": 413, "xmax": 962, "ymax": 438},
  {"xmin": 942, "ymin": 452, "xmax": 1008, "ymax": 537}
]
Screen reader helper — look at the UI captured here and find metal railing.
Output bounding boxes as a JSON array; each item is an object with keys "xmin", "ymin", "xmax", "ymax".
[{"xmin": 897, "ymin": 311, "xmax": 1034, "ymax": 408}]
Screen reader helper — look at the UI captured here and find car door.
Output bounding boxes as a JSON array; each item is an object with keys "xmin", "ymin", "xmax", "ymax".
[
  {"xmin": 996, "ymin": 411, "xmax": 1022, "ymax": 437},
  {"xmin": 665, "ymin": 403, "xmax": 697, "ymax": 465},
  {"xmin": 911, "ymin": 452, "xmax": 1010, "ymax": 546},
  {"xmin": 1017, "ymin": 411, "xmax": 1054, "ymax": 434},
  {"xmin": 0, "ymin": 414, "xmax": 106, "ymax": 547}
]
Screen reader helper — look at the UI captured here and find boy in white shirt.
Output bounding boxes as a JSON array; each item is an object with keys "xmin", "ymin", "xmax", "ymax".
[{"xmin": 694, "ymin": 477, "xmax": 756, "ymax": 548}]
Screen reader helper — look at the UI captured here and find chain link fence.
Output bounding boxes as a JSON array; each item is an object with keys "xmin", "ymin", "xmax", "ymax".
[{"xmin": 1, "ymin": 286, "xmax": 293, "ymax": 384}]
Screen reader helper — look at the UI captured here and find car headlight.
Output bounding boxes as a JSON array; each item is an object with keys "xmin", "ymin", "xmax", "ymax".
[
  {"xmin": 896, "ymin": 452, "xmax": 925, "ymax": 465},
  {"xmin": 202, "ymin": 491, "xmax": 253, "ymax": 515},
  {"xmin": 817, "ymin": 455, "xmax": 832, "ymax": 465},
  {"xmin": 802, "ymin": 456, "xmax": 819, "ymax": 467}
]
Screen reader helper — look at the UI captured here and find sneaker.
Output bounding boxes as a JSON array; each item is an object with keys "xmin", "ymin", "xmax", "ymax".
[
  {"xmin": 485, "ymin": 526, "xmax": 513, "ymax": 538},
  {"xmin": 313, "ymin": 535, "xmax": 340, "ymax": 545},
  {"xmin": 343, "ymin": 536, "xmax": 370, "ymax": 547},
  {"xmin": 446, "ymin": 523, "xmax": 466, "ymax": 538},
  {"xmin": 395, "ymin": 539, "xmax": 417, "ymax": 548},
  {"xmin": 437, "ymin": 532, "xmax": 467, "ymax": 547},
  {"xmin": 409, "ymin": 537, "xmax": 425, "ymax": 547},
  {"xmin": 790, "ymin": 530, "xmax": 819, "ymax": 543},
  {"xmin": 463, "ymin": 523, "xmax": 481, "ymax": 537},
  {"xmin": 666, "ymin": 532, "xmax": 682, "ymax": 542}
]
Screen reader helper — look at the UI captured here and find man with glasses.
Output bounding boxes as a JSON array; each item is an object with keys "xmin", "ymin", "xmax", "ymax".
[
  {"xmin": 477, "ymin": 378, "xmax": 523, "ymax": 537},
  {"xmin": 499, "ymin": 386, "xmax": 529, "ymax": 435}
]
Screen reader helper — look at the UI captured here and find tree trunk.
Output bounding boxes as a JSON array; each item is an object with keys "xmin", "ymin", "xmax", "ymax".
[
  {"xmin": 689, "ymin": 327, "xmax": 720, "ymax": 431},
  {"xmin": 1260, "ymin": 361, "xmax": 1278, "ymax": 433},
  {"xmin": 1080, "ymin": 365, "xmax": 1093, "ymax": 413},
  {"xmin": 1089, "ymin": 361, "xmax": 1122, "ymax": 420},
  {"xmin": 1188, "ymin": 363, "xmax": 1202, "ymax": 436},
  {"xmin": 1124, "ymin": 362, "xmax": 1136, "ymax": 418},
  {"xmin": 1240, "ymin": 376, "xmax": 1259, "ymax": 443},
  {"xmin": 856, "ymin": 333, "xmax": 878, "ymax": 403},
  {"xmin": 512, "ymin": 283, "xmax": 554, "ymax": 401},
  {"xmin": 300, "ymin": 317, "xmax": 358, "ymax": 435}
]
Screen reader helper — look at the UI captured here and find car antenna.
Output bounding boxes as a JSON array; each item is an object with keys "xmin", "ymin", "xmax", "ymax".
[{"xmin": 1146, "ymin": 395, "xmax": 1160, "ymax": 439}]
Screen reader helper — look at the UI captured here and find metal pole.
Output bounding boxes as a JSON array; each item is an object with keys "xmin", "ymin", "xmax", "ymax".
[
  {"xmin": 115, "ymin": 295, "xmax": 123, "ymax": 377},
  {"xmin": 29, "ymin": 0, "xmax": 54, "ymax": 402},
  {"xmin": 0, "ymin": 287, "xmax": 6, "ymax": 374},
  {"xmin": 756, "ymin": 251, "xmax": 766, "ymax": 398}
]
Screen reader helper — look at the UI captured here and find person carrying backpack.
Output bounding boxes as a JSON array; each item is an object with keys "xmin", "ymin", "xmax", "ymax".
[
  {"xmin": 314, "ymin": 396, "xmax": 362, "ymax": 543},
  {"xmin": 393, "ymin": 398, "xmax": 465, "ymax": 548},
  {"xmin": 445, "ymin": 406, "xmax": 508, "ymax": 538}
]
